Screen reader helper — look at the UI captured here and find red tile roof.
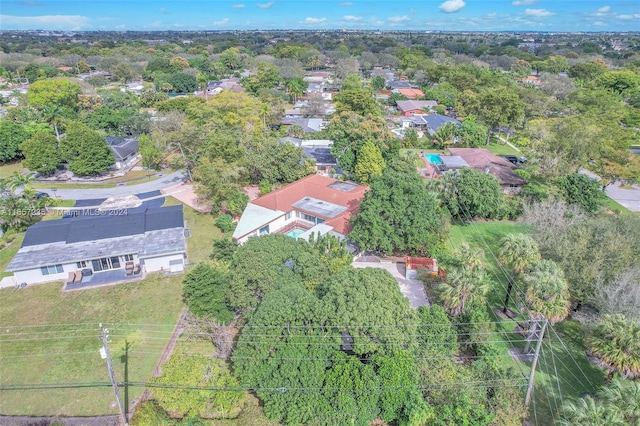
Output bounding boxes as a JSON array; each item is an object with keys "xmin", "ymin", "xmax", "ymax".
[
  {"xmin": 252, "ymin": 175, "xmax": 369, "ymax": 235},
  {"xmin": 398, "ymin": 88, "xmax": 425, "ymax": 99}
]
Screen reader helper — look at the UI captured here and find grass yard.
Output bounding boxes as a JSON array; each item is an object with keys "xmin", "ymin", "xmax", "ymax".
[
  {"xmin": 0, "ymin": 162, "xmax": 27, "ymax": 179},
  {"xmin": 485, "ymin": 139, "xmax": 522, "ymax": 156},
  {"xmin": 530, "ymin": 320, "xmax": 606, "ymax": 425},
  {"xmin": 0, "ymin": 274, "xmax": 185, "ymax": 416},
  {"xmin": 0, "ymin": 232, "xmax": 25, "ymax": 279},
  {"xmin": 447, "ymin": 221, "xmax": 607, "ymax": 425}
]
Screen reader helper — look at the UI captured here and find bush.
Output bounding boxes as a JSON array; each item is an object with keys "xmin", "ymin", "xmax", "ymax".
[{"xmin": 215, "ymin": 214, "xmax": 236, "ymax": 233}]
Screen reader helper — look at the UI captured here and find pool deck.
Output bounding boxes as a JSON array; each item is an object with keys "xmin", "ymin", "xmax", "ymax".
[{"xmin": 420, "ymin": 152, "xmax": 444, "ymax": 179}]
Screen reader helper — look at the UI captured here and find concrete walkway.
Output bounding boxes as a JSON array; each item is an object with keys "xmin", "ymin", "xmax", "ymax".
[{"xmin": 352, "ymin": 260, "xmax": 429, "ymax": 308}]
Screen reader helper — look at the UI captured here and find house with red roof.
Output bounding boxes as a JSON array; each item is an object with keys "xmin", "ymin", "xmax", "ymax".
[
  {"xmin": 397, "ymin": 88, "xmax": 425, "ymax": 99},
  {"xmin": 232, "ymin": 175, "xmax": 368, "ymax": 244}
]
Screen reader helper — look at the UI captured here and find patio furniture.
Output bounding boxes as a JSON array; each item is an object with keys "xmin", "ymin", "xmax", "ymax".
[
  {"xmin": 67, "ymin": 272, "xmax": 76, "ymax": 284},
  {"xmin": 125, "ymin": 262, "xmax": 134, "ymax": 276},
  {"xmin": 74, "ymin": 271, "xmax": 83, "ymax": 283},
  {"xmin": 133, "ymin": 264, "xmax": 141, "ymax": 275}
]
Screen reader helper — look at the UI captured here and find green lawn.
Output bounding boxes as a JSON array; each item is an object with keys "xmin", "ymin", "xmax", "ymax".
[
  {"xmin": 0, "ymin": 274, "xmax": 185, "ymax": 416},
  {"xmin": 530, "ymin": 320, "xmax": 606, "ymax": 425},
  {"xmin": 485, "ymin": 139, "xmax": 522, "ymax": 156},
  {"xmin": 0, "ymin": 162, "xmax": 27, "ymax": 180},
  {"xmin": 0, "ymin": 232, "xmax": 25, "ymax": 279},
  {"xmin": 447, "ymin": 221, "xmax": 607, "ymax": 425}
]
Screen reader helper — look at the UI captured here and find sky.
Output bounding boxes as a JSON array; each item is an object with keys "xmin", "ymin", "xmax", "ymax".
[{"xmin": 0, "ymin": 1, "xmax": 639, "ymax": 32}]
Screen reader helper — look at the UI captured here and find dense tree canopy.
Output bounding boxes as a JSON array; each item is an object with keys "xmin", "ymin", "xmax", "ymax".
[
  {"xmin": 350, "ymin": 159, "xmax": 446, "ymax": 255},
  {"xmin": 60, "ymin": 122, "xmax": 114, "ymax": 176}
]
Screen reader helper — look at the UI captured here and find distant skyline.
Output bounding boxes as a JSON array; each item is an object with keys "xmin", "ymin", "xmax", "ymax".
[{"xmin": 1, "ymin": 1, "xmax": 639, "ymax": 33}]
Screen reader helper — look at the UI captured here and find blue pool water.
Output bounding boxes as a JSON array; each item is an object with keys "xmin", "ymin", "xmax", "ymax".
[
  {"xmin": 424, "ymin": 153, "xmax": 443, "ymax": 165},
  {"xmin": 286, "ymin": 228, "xmax": 306, "ymax": 238}
]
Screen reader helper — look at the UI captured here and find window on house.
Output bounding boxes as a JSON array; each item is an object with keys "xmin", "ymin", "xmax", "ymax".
[
  {"xmin": 123, "ymin": 254, "xmax": 135, "ymax": 262},
  {"xmin": 40, "ymin": 264, "xmax": 64, "ymax": 275},
  {"xmin": 259, "ymin": 224, "xmax": 269, "ymax": 235},
  {"xmin": 76, "ymin": 261, "xmax": 87, "ymax": 268},
  {"xmin": 90, "ymin": 257, "xmax": 123, "ymax": 271},
  {"xmin": 285, "ymin": 212, "xmax": 292, "ymax": 220}
]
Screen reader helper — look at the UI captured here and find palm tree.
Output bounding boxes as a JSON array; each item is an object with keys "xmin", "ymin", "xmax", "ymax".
[
  {"xmin": 6, "ymin": 171, "xmax": 35, "ymax": 195},
  {"xmin": 598, "ymin": 377, "xmax": 640, "ymax": 423},
  {"xmin": 522, "ymin": 259, "xmax": 570, "ymax": 352},
  {"xmin": 436, "ymin": 265, "xmax": 490, "ymax": 317},
  {"xmin": 432, "ymin": 122, "xmax": 457, "ymax": 149},
  {"xmin": 559, "ymin": 378, "xmax": 640, "ymax": 426},
  {"xmin": 456, "ymin": 243, "xmax": 484, "ymax": 270},
  {"xmin": 497, "ymin": 233, "xmax": 541, "ymax": 315},
  {"xmin": 559, "ymin": 396, "xmax": 626, "ymax": 426},
  {"xmin": 586, "ymin": 314, "xmax": 640, "ymax": 379},
  {"xmin": 524, "ymin": 260, "xmax": 571, "ymax": 324}
]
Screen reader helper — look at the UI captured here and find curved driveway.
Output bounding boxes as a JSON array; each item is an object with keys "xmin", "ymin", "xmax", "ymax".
[{"xmin": 42, "ymin": 170, "xmax": 186, "ymax": 200}]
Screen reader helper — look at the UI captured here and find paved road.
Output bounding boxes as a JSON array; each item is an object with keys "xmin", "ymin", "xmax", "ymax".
[
  {"xmin": 352, "ymin": 261, "xmax": 429, "ymax": 308},
  {"xmin": 579, "ymin": 168, "xmax": 640, "ymax": 212},
  {"xmin": 39, "ymin": 170, "xmax": 186, "ymax": 200}
]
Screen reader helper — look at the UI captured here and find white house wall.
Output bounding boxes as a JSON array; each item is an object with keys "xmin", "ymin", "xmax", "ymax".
[
  {"xmin": 14, "ymin": 262, "xmax": 77, "ymax": 285},
  {"xmin": 142, "ymin": 253, "xmax": 184, "ymax": 273}
]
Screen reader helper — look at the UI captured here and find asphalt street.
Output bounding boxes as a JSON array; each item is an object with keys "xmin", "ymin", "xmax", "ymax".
[{"xmin": 40, "ymin": 170, "xmax": 186, "ymax": 200}]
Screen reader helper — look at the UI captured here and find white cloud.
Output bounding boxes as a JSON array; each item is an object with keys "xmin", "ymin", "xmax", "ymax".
[
  {"xmin": 214, "ymin": 18, "xmax": 229, "ymax": 25},
  {"xmin": 512, "ymin": 0, "xmax": 536, "ymax": 5},
  {"xmin": 388, "ymin": 15, "xmax": 411, "ymax": 23},
  {"xmin": 304, "ymin": 17, "xmax": 326, "ymax": 24},
  {"xmin": 439, "ymin": 0, "xmax": 466, "ymax": 13},
  {"xmin": 486, "ymin": 12, "xmax": 497, "ymax": 18},
  {"xmin": 0, "ymin": 14, "xmax": 90, "ymax": 29},
  {"xmin": 231, "ymin": 4, "xmax": 245, "ymax": 8},
  {"xmin": 257, "ymin": 2, "xmax": 274, "ymax": 9},
  {"xmin": 343, "ymin": 15, "xmax": 362, "ymax": 21},
  {"xmin": 596, "ymin": 6, "xmax": 610, "ymax": 13},
  {"xmin": 618, "ymin": 13, "xmax": 640, "ymax": 20},
  {"xmin": 339, "ymin": 2, "xmax": 353, "ymax": 6},
  {"xmin": 525, "ymin": 8, "xmax": 555, "ymax": 17}
]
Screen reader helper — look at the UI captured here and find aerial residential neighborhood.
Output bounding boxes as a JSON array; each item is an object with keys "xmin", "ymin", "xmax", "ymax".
[{"xmin": 0, "ymin": 5, "xmax": 639, "ymax": 425}]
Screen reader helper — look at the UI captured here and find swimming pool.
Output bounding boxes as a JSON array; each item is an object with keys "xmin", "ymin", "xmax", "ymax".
[
  {"xmin": 392, "ymin": 128, "xmax": 405, "ymax": 136},
  {"xmin": 286, "ymin": 228, "xmax": 306, "ymax": 238},
  {"xmin": 424, "ymin": 153, "xmax": 443, "ymax": 165}
]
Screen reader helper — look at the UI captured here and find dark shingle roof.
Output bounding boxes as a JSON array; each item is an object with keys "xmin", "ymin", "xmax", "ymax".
[
  {"xmin": 21, "ymin": 205, "xmax": 183, "ymax": 247},
  {"xmin": 106, "ymin": 136, "xmax": 139, "ymax": 161}
]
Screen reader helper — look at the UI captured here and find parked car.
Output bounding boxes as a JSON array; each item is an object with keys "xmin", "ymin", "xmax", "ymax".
[
  {"xmin": 35, "ymin": 191, "xmax": 50, "ymax": 199},
  {"xmin": 502, "ymin": 155, "xmax": 519, "ymax": 165}
]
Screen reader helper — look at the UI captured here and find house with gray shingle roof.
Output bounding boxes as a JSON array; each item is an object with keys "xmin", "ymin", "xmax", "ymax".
[{"xmin": 6, "ymin": 205, "xmax": 186, "ymax": 286}]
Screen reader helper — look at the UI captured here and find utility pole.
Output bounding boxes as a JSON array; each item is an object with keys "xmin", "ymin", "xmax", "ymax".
[
  {"xmin": 100, "ymin": 324, "xmax": 128, "ymax": 426},
  {"xmin": 525, "ymin": 319, "xmax": 547, "ymax": 407}
]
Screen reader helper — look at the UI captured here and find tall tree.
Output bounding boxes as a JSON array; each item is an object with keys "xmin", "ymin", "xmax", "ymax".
[
  {"xmin": 19, "ymin": 131, "xmax": 61, "ymax": 176},
  {"xmin": 27, "ymin": 78, "xmax": 81, "ymax": 111},
  {"xmin": 350, "ymin": 159, "xmax": 445, "ymax": 255},
  {"xmin": 523, "ymin": 260, "xmax": 570, "ymax": 324},
  {"xmin": 497, "ymin": 234, "xmax": 541, "ymax": 314},
  {"xmin": 60, "ymin": 122, "xmax": 114, "ymax": 176},
  {"xmin": 436, "ymin": 265, "xmax": 490, "ymax": 317},
  {"xmin": 436, "ymin": 167, "xmax": 505, "ymax": 220},
  {"xmin": 354, "ymin": 140, "xmax": 385, "ymax": 184},
  {"xmin": 0, "ymin": 119, "xmax": 28, "ymax": 163}
]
